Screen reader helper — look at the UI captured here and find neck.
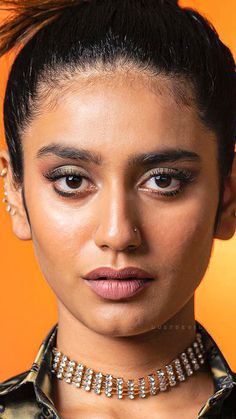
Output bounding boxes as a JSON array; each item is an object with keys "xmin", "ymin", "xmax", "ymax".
[
  {"xmin": 55, "ymin": 298, "xmax": 196, "ymax": 379},
  {"xmin": 52, "ymin": 298, "xmax": 215, "ymax": 417}
]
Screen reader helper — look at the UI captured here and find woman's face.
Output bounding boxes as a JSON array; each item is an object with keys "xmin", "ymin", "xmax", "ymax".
[{"xmin": 15, "ymin": 72, "xmax": 220, "ymax": 336}]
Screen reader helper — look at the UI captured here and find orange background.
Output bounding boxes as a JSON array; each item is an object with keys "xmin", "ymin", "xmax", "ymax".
[{"xmin": 0, "ymin": 0, "xmax": 236, "ymax": 381}]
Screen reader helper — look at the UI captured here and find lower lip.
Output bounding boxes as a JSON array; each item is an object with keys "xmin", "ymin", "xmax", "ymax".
[{"xmin": 84, "ymin": 278, "xmax": 152, "ymax": 300}]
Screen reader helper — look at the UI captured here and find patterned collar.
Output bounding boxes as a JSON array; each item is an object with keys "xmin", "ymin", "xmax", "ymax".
[{"xmin": 0, "ymin": 321, "xmax": 235, "ymax": 418}]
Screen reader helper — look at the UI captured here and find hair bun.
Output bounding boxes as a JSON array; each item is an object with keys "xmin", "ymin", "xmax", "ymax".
[{"xmin": 0, "ymin": 0, "xmax": 89, "ymax": 56}]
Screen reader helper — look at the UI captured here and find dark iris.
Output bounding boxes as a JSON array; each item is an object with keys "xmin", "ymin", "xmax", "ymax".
[
  {"xmin": 155, "ymin": 174, "xmax": 172, "ymax": 188},
  {"xmin": 66, "ymin": 175, "xmax": 83, "ymax": 189}
]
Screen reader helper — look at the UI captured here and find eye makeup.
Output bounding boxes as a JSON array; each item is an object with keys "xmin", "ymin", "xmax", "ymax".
[{"xmin": 43, "ymin": 165, "xmax": 198, "ymax": 199}]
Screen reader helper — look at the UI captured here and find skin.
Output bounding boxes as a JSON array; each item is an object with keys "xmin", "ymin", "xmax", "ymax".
[{"xmin": 1, "ymin": 71, "xmax": 236, "ymax": 418}]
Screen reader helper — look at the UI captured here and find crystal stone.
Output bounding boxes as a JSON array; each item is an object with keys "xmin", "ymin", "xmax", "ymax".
[
  {"xmin": 156, "ymin": 370, "xmax": 167, "ymax": 391},
  {"xmin": 165, "ymin": 364, "xmax": 176, "ymax": 387},
  {"xmin": 116, "ymin": 378, "xmax": 124, "ymax": 399},
  {"xmin": 173, "ymin": 358, "xmax": 185, "ymax": 382},
  {"xmin": 180, "ymin": 352, "xmax": 193, "ymax": 376},
  {"xmin": 138, "ymin": 377, "xmax": 146, "ymax": 398},
  {"xmin": 94, "ymin": 372, "xmax": 103, "ymax": 394},
  {"xmin": 127, "ymin": 380, "xmax": 135, "ymax": 399},
  {"xmin": 148, "ymin": 374, "xmax": 157, "ymax": 395},
  {"xmin": 105, "ymin": 374, "xmax": 113, "ymax": 397},
  {"xmin": 83, "ymin": 368, "xmax": 94, "ymax": 391},
  {"xmin": 187, "ymin": 347, "xmax": 200, "ymax": 371}
]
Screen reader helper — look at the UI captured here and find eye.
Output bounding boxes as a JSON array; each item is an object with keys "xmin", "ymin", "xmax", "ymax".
[
  {"xmin": 56, "ymin": 175, "xmax": 88, "ymax": 192},
  {"xmin": 148, "ymin": 173, "xmax": 179, "ymax": 190},
  {"xmin": 139, "ymin": 168, "xmax": 196, "ymax": 197},
  {"xmin": 44, "ymin": 167, "xmax": 95, "ymax": 197}
]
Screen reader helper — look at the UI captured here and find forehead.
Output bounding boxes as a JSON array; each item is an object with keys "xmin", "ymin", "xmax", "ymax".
[
  {"xmin": 35, "ymin": 67, "xmax": 197, "ymax": 112},
  {"xmin": 22, "ymin": 71, "xmax": 216, "ymax": 163}
]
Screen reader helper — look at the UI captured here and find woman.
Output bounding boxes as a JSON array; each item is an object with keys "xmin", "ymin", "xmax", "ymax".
[{"xmin": 0, "ymin": 0, "xmax": 235, "ymax": 417}]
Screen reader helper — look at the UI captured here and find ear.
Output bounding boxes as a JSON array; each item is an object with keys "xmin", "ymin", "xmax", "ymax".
[
  {"xmin": 0, "ymin": 149, "xmax": 32, "ymax": 240},
  {"xmin": 214, "ymin": 152, "xmax": 236, "ymax": 240}
]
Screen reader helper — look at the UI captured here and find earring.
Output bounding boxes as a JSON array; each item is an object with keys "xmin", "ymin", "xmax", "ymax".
[
  {"xmin": 133, "ymin": 227, "xmax": 138, "ymax": 232},
  {"xmin": 2, "ymin": 190, "xmax": 17, "ymax": 216},
  {"xmin": 1, "ymin": 168, "xmax": 17, "ymax": 216},
  {"xmin": 0, "ymin": 168, "xmax": 7, "ymax": 177}
]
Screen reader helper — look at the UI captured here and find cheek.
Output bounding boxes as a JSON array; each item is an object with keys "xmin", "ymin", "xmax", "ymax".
[
  {"xmin": 147, "ymin": 194, "xmax": 216, "ymax": 271},
  {"xmin": 28, "ymin": 197, "xmax": 93, "ymax": 281}
]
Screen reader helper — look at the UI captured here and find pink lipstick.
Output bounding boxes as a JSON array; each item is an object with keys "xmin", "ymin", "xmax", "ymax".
[{"xmin": 83, "ymin": 266, "xmax": 153, "ymax": 300}]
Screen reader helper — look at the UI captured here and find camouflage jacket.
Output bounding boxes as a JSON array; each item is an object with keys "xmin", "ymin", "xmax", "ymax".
[{"xmin": 0, "ymin": 321, "xmax": 236, "ymax": 418}]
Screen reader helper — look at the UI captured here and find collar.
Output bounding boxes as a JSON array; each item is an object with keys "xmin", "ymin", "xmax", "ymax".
[
  {"xmin": 194, "ymin": 322, "xmax": 236, "ymax": 416},
  {"xmin": 0, "ymin": 321, "xmax": 235, "ymax": 418}
]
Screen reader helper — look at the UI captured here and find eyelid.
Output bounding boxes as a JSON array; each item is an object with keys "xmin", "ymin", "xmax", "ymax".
[
  {"xmin": 137, "ymin": 167, "xmax": 197, "ymax": 196},
  {"xmin": 44, "ymin": 164, "xmax": 195, "ymax": 178},
  {"xmin": 139, "ymin": 167, "xmax": 196, "ymax": 183},
  {"xmin": 43, "ymin": 166, "xmax": 89, "ymax": 180}
]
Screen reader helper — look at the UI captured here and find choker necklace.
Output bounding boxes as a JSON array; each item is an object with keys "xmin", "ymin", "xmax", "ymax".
[{"xmin": 51, "ymin": 332, "xmax": 206, "ymax": 400}]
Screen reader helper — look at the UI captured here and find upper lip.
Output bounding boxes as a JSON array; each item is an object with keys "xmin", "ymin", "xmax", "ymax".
[{"xmin": 83, "ymin": 266, "xmax": 154, "ymax": 280}]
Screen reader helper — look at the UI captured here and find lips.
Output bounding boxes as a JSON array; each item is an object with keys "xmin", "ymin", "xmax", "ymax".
[
  {"xmin": 83, "ymin": 266, "xmax": 153, "ymax": 281},
  {"xmin": 82, "ymin": 266, "xmax": 154, "ymax": 300}
]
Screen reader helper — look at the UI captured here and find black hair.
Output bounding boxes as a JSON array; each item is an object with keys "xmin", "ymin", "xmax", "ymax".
[{"xmin": 0, "ymin": 0, "xmax": 235, "ymax": 232}]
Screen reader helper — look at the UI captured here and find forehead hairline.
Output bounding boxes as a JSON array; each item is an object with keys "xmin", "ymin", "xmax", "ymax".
[{"xmin": 32, "ymin": 64, "xmax": 197, "ymax": 116}]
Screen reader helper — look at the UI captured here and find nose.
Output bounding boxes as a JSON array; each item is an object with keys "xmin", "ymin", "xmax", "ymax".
[{"xmin": 93, "ymin": 186, "xmax": 142, "ymax": 252}]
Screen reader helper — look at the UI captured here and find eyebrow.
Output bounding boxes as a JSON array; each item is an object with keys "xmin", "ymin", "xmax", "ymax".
[
  {"xmin": 36, "ymin": 143, "xmax": 201, "ymax": 166},
  {"xmin": 36, "ymin": 144, "xmax": 102, "ymax": 165}
]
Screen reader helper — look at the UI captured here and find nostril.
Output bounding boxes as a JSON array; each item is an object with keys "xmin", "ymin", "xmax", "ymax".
[{"xmin": 128, "ymin": 244, "xmax": 138, "ymax": 250}]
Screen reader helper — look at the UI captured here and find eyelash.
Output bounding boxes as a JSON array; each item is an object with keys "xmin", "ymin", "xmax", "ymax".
[
  {"xmin": 142, "ymin": 168, "xmax": 196, "ymax": 197},
  {"xmin": 44, "ymin": 167, "xmax": 196, "ymax": 199}
]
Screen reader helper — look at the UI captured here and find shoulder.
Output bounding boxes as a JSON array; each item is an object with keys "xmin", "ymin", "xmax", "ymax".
[
  {"xmin": 0, "ymin": 370, "xmax": 41, "ymax": 418},
  {"xmin": 0, "ymin": 370, "xmax": 30, "ymax": 393},
  {"xmin": 0, "ymin": 369, "xmax": 34, "ymax": 401},
  {"xmin": 0, "ymin": 324, "xmax": 59, "ymax": 417}
]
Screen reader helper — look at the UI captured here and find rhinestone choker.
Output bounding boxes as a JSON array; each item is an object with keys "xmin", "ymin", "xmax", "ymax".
[{"xmin": 51, "ymin": 332, "xmax": 206, "ymax": 400}]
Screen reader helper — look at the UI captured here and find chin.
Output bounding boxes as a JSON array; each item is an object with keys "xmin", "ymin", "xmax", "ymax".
[{"xmin": 77, "ymin": 309, "xmax": 158, "ymax": 337}]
